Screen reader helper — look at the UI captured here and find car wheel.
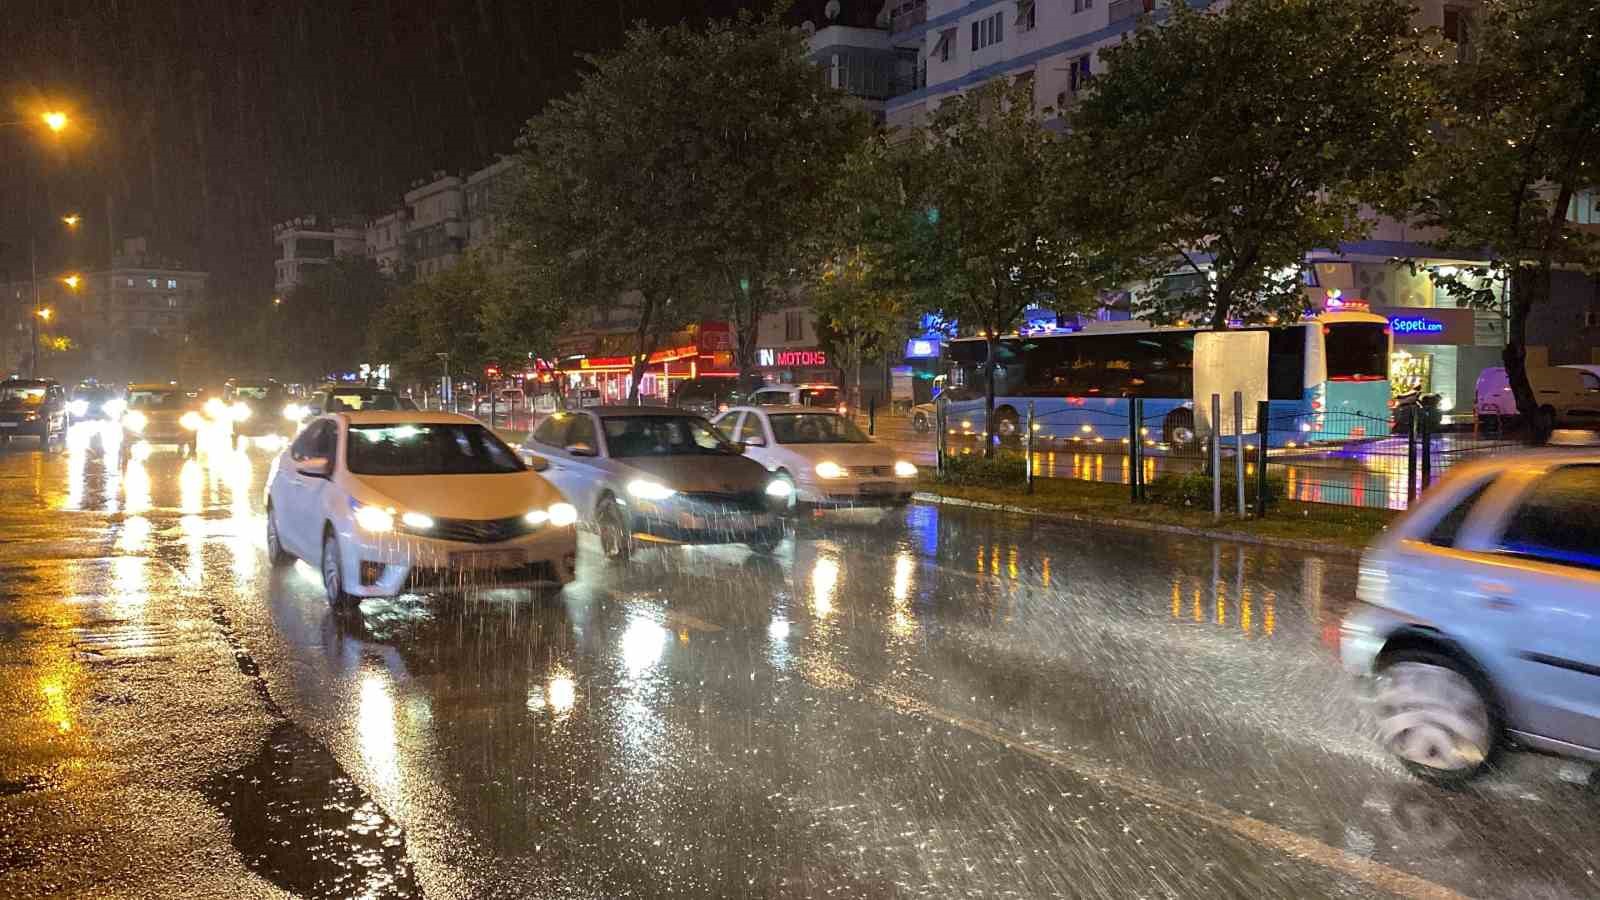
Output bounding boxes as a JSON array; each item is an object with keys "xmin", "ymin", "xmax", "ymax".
[
  {"xmin": 321, "ymin": 527, "xmax": 355, "ymax": 607},
  {"xmin": 1538, "ymin": 405, "xmax": 1558, "ymax": 435},
  {"xmin": 266, "ymin": 503, "xmax": 293, "ymax": 567},
  {"xmin": 912, "ymin": 412, "xmax": 929, "ymax": 433},
  {"xmin": 597, "ymin": 497, "xmax": 632, "ymax": 562},
  {"xmin": 1163, "ymin": 409, "xmax": 1196, "ymax": 447},
  {"xmin": 1374, "ymin": 649, "xmax": 1500, "ymax": 786}
]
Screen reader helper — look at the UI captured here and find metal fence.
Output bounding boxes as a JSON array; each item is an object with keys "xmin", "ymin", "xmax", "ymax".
[{"xmin": 935, "ymin": 395, "xmax": 1531, "ymax": 513}]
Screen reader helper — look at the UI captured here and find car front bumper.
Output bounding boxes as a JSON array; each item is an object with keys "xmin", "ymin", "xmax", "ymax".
[
  {"xmin": 626, "ymin": 502, "xmax": 783, "ymax": 546},
  {"xmin": 1338, "ymin": 602, "xmax": 1411, "ymax": 677},
  {"xmin": 342, "ymin": 525, "xmax": 578, "ymax": 598},
  {"xmin": 796, "ymin": 476, "xmax": 916, "ymax": 508}
]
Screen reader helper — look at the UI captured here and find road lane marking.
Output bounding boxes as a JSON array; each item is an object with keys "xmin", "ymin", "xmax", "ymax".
[{"xmin": 871, "ymin": 685, "xmax": 1468, "ymax": 900}]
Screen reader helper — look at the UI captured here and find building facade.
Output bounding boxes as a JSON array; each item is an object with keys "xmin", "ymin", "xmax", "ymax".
[
  {"xmin": 365, "ymin": 210, "xmax": 408, "ymax": 278},
  {"xmin": 403, "ymin": 173, "xmax": 466, "ymax": 280},
  {"xmin": 273, "ymin": 215, "xmax": 365, "ymax": 295}
]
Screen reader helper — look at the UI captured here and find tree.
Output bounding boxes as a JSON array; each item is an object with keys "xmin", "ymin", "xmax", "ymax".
[
  {"xmin": 812, "ymin": 247, "xmax": 915, "ymax": 411},
  {"xmin": 1406, "ymin": 0, "xmax": 1600, "ymax": 441},
  {"xmin": 271, "ymin": 255, "xmax": 393, "ymax": 382},
  {"xmin": 888, "ymin": 80, "xmax": 1110, "ymax": 457},
  {"xmin": 506, "ymin": 8, "xmax": 870, "ymax": 400},
  {"xmin": 370, "ymin": 253, "xmax": 536, "ymax": 394},
  {"xmin": 1073, "ymin": 0, "xmax": 1433, "ymax": 329}
]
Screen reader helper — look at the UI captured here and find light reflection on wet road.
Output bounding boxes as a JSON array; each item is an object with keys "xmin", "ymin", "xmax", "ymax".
[{"xmin": 3, "ymin": 423, "xmax": 1600, "ymax": 898}]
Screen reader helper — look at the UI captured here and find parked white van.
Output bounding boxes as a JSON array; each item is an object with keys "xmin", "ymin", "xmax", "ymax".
[{"xmin": 1475, "ymin": 365, "xmax": 1600, "ymax": 429}]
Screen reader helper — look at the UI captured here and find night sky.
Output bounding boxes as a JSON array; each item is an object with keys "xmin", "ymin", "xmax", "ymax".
[{"xmin": 1, "ymin": 0, "xmax": 882, "ymax": 303}]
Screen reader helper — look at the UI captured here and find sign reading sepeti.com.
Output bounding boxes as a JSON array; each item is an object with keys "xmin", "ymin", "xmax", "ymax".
[{"xmin": 1372, "ymin": 305, "xmax": 1476, "ymax": 346}]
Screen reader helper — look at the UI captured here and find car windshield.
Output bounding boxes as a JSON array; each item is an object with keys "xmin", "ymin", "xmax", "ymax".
[
  {"xmin": 346, "ymin": 423, "xmax": 525, "ymax": 476},
  {"xmin": 127, "ymin": 390, "xmax": 180, "ymax": 409},
  {"xmin": 327, "ymin": 390, "xmax": 398, "ymax": 411},
  {"xmin": 601, "ymin": 415, "xmax": 734, "ymax": 457},
  {"xmin": 769, "ymin": 413, "xmax": 871, "ymax": 444},
  {"xmin": 0, "ymin": 382, "xmax": 48, "ymax": 405}
]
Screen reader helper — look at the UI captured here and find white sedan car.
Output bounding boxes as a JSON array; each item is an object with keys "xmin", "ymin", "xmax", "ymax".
[
  {"xmin": 265, "ymin": 411, "xmax": 578, "ymax": 605},
  {"xmin": 712, "ymin": 406, "xmax": 917, "ymax": 510}
]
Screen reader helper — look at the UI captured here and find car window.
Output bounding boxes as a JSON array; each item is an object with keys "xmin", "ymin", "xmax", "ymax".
[
  {"xmin": 127, "ymin": 389, "xmax": 180, "ymax": 409},
  {"xmin": 717, "ymin": 412, "xmax": 745, "ymax": 442},
  {"xmin": 1425, "ymin": 478, "xmax": 1496, "ymax": 548},
  {"xmin": 600, "ymin": 415, "xmax": 735, "ymax": 457},
  {"xmin": 1496, "ymin": 465, "xmax": 1600, "ymax": 569},
  {"xmin": 1581, "ymin": 372, "xmax": 1600, "ymax": 393},
  {"xmin": 565, "ymin": 414, "xmax": 597, "ymax": 450},
  {"xmin": 327, "ymin": 390, "xmax": 398, "ymax": 412},
  {"xmin": 770, "ymin": 413, "xmax": 870, "ymax": 444},
  {"xmin": 291, "ymin": 421, "xmax": 330, "ymax": 461},
  {"xmin": 752, "ymin": 391, "xmax": 787, "ymax": 406},
  {"xmin": 798, "ymin": 387, "xmax": 840, "ymax": 408},
  {"xmin": 346, "ymin": 424, "xmax": 523, "ymax": 476},
  {"xmin": 532, "ymin": 415, "xmax": 568, "ymax": 447}
]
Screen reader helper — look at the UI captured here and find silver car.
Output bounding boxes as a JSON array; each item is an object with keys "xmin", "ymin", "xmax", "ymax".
[
  {"xmin": 1340, "ymin": 451, "xmax": 1600, "ymax": 784},
  {"xmin": 517, "ymin": 407, "xmax": 790, "ymax": 560}
]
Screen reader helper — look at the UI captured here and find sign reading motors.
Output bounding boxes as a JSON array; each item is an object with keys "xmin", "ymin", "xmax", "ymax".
[{"xmin": 757, "ymin": 347, "xmax": 829, "ymax": 368}]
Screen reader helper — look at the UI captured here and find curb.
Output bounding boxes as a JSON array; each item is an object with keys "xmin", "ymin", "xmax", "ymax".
[{"xmin": 910, "ymin": 492, "xmax": 1365, "ymax": 559}]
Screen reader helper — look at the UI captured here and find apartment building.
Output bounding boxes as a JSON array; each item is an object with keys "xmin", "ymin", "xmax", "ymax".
[
  {"xmin": 465, "ymin": 158, "xmax": 516, "ymax": 268},
  {"xmin": 272, "ymin": 215, "xmax": 365, "ymax": 294}
]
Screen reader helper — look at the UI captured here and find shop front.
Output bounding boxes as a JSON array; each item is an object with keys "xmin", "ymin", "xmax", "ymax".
[
  {"xmin": 558, "ymin": 322, "xmax": 737, "ymax": 405},
  {"xmin": 755, "ymin": 345, "xmax": 838, "ymax": 386}
]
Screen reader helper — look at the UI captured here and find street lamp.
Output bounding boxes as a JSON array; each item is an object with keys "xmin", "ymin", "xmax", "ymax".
[
  {"xmin": 61, "ymin": 274, "xmax": 80, "ymax": 291},
  {"xmin": 41, "ymin": 112, "xmax": 68, "ymax": 133},
  {"xmin": 61, "ymin": 214, "xmax": 81, "ymax": 228}
]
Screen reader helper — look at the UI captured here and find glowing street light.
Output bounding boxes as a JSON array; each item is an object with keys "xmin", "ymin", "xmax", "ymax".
[
  {"xmin": 36, "ymin": 308, "xmax": 53, "ymax": 321},
  {"xmin": 62, "ymin": 214, "xmax": 81, "ymax": 228},
  {"xmin": 41, "ymin": 111, "xmax": 68, "ymax": 133},
  {"xmin": 272, "ymin": 296, "xmax": 282, "ymax": 306},
  {"xmin": 61, "ymin": 274, "xmax": 81, "ymax": 290}
]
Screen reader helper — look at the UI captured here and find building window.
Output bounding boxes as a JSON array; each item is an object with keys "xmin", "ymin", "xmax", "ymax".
[
  {"xmin": 1073, "ymin": 0, "xmax": 1094, "ymax": 12},
  {"xmin": 166, "ymin": 278, "xmax": 178, "ymax": 289},
  {"xmin": 972, "ymin": 11, "xmax": 1003, "ymax": 52},
  {"xmin": 1442, "ymin": 6, "xmax": 1473, "ymax": 61},
  {"xmin": 1569, "ymin": 189, "xmax": 1598, "ymax": 225},
  {"xmin": 147, "ymin": 277, "xmax": 159, "ymax": 288},
  {"xmin": 166, "ymin": 296, "xmax": 178, "ymax": 308},
  {"xmin": 933, "ymin": 27, "xmax": 956, "ymax": 62},
  {"xmin": 785, "ymin": 310, "xmax": 804, "ymax": 341},
  {"xmin": 1017, "ymin": 0, "xmax": 1036, "ymax": 32},
  {"xmin": 1068, "ymin": 54, "xmax": 1092, "ymax": 93},
  {"xmin": 126, "ymin": 277, "xmax": 135, "ymax": 287}
]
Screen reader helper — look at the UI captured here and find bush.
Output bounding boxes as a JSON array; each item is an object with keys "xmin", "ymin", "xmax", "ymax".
[
  {"xmin": 934, "ymin": 451, "xmax": 1027, "ymax": 488},
  {"xmin": 1147, "ymin": 470, "xmax": 1285, "ymax": 510}
]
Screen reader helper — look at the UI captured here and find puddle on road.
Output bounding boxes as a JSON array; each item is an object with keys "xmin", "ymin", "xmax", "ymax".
[{"xmin": 202, "ymin": 722, "xmax": 421, "ymax": 898}]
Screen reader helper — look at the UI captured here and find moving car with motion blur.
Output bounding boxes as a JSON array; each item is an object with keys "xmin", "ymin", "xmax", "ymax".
[
  {"xmin": 284, "ymin": 385, "xmax": 402, "ymax": 426},
  {"xmin": 265, "ymin": 411, "xmax": 578, "ymax": 606},
  {"xmin": 519, "ymin": 407, "xmax": 788, "ymax": 560},
  {"xmin": 68, "ymin": 382, "xmax": 125, "ymax": 424},
  {"xmin": 747, "ymin": 383, "xmax": 846, "ymax": 415},
  {"xmin": 0, "ymin": 378, "xmax": 67, "ymax": 448},
  {"xmin": 224, "ymin": 378, "xmax": 290, "ymax": 449},
  {"xmin": 1340, "ymin": 452, "xmax": 1600, "ymax": 785},
  {"xmin": 121, "ymin": 383, "xmax": 203, "ymax": 454},
  {"xmin": 713, "ymin": 406, "xmax": 917, "ymax": 511}
]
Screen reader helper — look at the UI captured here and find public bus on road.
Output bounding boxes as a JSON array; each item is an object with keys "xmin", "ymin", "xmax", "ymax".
[{"xmin": 941, "ymin": 308, "xmax": 1393, "ymax": 448}]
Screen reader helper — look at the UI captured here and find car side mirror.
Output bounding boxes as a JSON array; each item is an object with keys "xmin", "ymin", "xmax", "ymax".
[
  {"xmin": 565, "ymin": 442, "xmax": 597, "ymax": 457},
  {"xmin": 524, "ymin": 453, "xmax": 550, "ymax": 472},
  {"xmin": 742, "ymin": 435, "xmax": 766, "ymax": 448},
  {"xmin": 296, "ymin": 456, "xmax": 333, "ymax": 478}
]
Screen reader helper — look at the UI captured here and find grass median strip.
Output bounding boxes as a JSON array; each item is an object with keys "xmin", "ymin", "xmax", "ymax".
[{"xmin": 917, "ymin": 477, "xmax": 1395, "ymax": 553}]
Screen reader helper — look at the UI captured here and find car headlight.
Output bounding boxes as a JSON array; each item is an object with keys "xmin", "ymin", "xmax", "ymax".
[
  {"xmin": 283, "ymin": 403, "xmax": 305, "ymax": 421},
  {"xmin": 124, "ymin": 411, "xmax": 148, "ymax": 433},
  {"xmin": 815, "ymin": 461, "xmax": 847, "ymax": 479},
  {"xmin": 68, "ymin": 400, "xmax": 89, "ymax": 416},
  {"xmin": 231, "ymin": 402, "xmax": 252, "ymax": 422},
  {"xmin": 627, "ymin": 480, "xmax": 677, "ymax": 501},
  {"xmin": 765, "ymin": 478, "xmax": 794, "ymax": 498},
  {"xmin": 354, "ymin": 504, "xmax": 395, "ymax": 533},
  {"xmin": 180, "ymin": 411, "xmax": 203, "ymax": 431},
  {"xmin": 104, "ymin": 398, "xmax": 127, "ymax": 416},
  {"xmin": 400, "ymin": 511, "xmax": 434, "ymax": 530},
  {"xmin": 203, "ymin": 397, "xmax": 227, "ymax": 419},
  {"xmin": 894, "ymin": 460, "xmax": 918, "ymax": 478},
  {"xmin": 535, "ymin": 502, "xmax": 578, "ymax": 527}
]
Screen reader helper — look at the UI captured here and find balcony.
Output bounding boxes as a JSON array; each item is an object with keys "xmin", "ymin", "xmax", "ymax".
[
  {"xmin": 1109, "ymin": 0, "xmax": 1154, "ymax": 23},
  {"xmin": 889, "ymin": 0, "xmax": 926, "ymax": 34}
]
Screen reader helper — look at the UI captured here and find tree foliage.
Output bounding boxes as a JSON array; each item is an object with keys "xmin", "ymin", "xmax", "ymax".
[
  {"xmin": 506, "ymin": 7, "xmax": 870, "ymax": 398},
  {"xmin": 270, "ymin": 255, "xmax": 393, "ymax": 382},
  {"xmin": 1406, "ymin": 0, "xmax": 1600, "ymax": 438},
  {"xmin": 1073, "ymin": 0, "xmax": 1433, "ymax": 329},
  {"xmin": 886, "ymin": 79, "xmax": 1110, "ymax": 455}
]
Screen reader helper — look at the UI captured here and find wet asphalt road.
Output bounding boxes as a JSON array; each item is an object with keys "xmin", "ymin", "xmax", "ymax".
[{"xmin": 4, "ymin": 425, "xmax": 1600, "ymax": 899}]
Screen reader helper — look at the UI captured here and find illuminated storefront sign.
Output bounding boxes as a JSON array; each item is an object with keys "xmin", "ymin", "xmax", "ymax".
[
  {"xmin": 1389, "ymin": 316, "xmax": 1446, "ymax": 335},
  {"xmin": 1371, "ymin": 305, "xmax": 1476, "ymax": 346},
  {"xmin": 756, "ymin": 347, "xmax": 829, "ymax": 368},
  {"xmin": 905, "ymin": 339, "xmax": 939, "ymax": 359}
]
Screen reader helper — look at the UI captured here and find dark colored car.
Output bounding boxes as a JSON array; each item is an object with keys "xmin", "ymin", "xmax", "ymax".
[
  {"xmin": 68, "ymin": 383, "xmax": 124, "ymax": 423},
  {"xmin": 673, "ymin": 377, "xmax": 742, "ymax": 418},
  {"xmin": 224, "ymin": 379, "xmax": 289, "ymax": 440},
  {"xmin": 0, "ymin": 378, "xmax": 67, "ymax": 448}
]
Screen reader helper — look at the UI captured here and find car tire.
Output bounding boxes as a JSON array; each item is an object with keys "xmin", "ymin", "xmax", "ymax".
[
  {"xmin": 266, "ymin": 503, "xmax": 293, "ymax": 567},
  {"xmin": 321, "ymin": 527, "xmax": 356, "ymax": 607},
  {"xmin": 1374, "ymin": 648, "xmax": 1501, "ymax": 786},
  {"xmin": 596, "ymin": 496, "xmax": 632, "ymax": 562},
  {"xmin": 1163, "ymin": 409, "xmax": 1196, "ymax": 448}
]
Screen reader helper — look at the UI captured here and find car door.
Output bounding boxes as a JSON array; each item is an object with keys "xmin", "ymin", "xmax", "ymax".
[
  {"xmin": 734, "ymin": 411, "xmax": 779, "ymax": 471},
  {"xmin": 525, "ymin": 414, "xmax": 573, "ymax": 496},
  {"xmin": 279, "ymin": 420, "xmax": 336, "ymax": 556},
  {"xmin": 556, "ymin": 413, "xmax": 607, "ymax": 518},
  {"xmin": 1474, "ymin": 464, "xmax": 1600, "ymax": 751}
]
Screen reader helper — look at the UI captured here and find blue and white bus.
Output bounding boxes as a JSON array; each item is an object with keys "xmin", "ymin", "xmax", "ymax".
[{"xmin": 941, "ymin": 309, "xmax": 1393, "ymax": 448}]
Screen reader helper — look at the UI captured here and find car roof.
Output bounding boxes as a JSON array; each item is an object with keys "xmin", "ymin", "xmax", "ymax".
[
  {"xmin": 335, "ymin": 410, "xmax": 480, "ymax": 426},
  {"xmin": 589, "ymin": 406, "xmax": 707, "ymax": 418},
  {"xmin": 727, "ymin": 405, "xmax": 837, "ymax": 415}
]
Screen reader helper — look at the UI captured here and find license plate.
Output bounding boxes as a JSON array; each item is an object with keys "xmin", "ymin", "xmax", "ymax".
[{"xmin": 449, "ymin": 549, "xmax": 527, "ymax": 570}]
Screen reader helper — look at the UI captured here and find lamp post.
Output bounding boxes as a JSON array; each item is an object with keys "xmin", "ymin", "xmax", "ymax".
[{"xmin": 3, "ymin": 110, "xmax": 73, "ymax": 376}]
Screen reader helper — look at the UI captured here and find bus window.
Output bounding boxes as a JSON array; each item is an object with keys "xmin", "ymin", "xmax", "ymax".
[
  {"xmin": 1325, "ymin": 323, "xmax": 1389, "ymax": 381},
  {"xmin": 1268, "ymin": 326, "xmax": 1308, "ymax": 399}
]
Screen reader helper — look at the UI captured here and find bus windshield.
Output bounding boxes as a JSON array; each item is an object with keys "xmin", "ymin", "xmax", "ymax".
[{"xmin": 1324, "ymin": 323, "xmax": 1389, "ymax": 381}]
